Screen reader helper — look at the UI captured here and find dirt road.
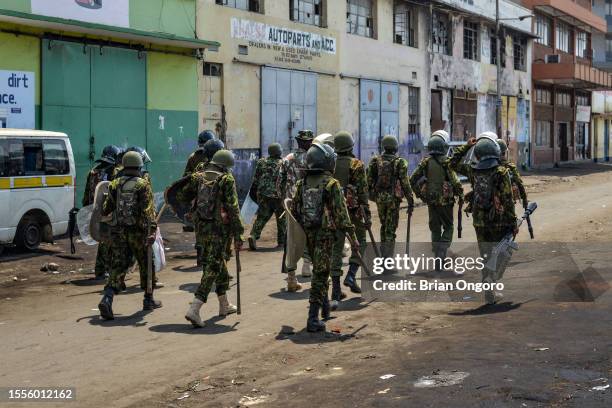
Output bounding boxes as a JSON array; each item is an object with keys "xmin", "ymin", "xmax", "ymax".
[{"xmin": 1, "ymin": 163, "xmax": 611, "ymax": 407}]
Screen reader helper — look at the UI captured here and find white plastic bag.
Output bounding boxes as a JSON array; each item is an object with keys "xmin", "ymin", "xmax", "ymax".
[
  {"xmin": 240, "ymin": 195, "xmax": 259, "ymax": 225},
  {"xmin": 152, "ymin": 227, "xmax": 166, "ymax": 273}
]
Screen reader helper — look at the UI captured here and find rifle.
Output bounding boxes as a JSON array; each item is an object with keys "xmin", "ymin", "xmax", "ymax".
[
  {"xmin": 457, "ymin": 198, "xmax": 463, "ymax": 239},
  {"xmin": 68, "ymin": 207, "xmax": 79, "ymax": 254},
  {"xmin": 360, "ymin": 205, "xmax": 381, "ymax": 258},
  {"xmin": 524, "ymin": 202, "xmax": 535, "ymax": 239},
  {"xmin": 405, "ymin": 206, "xmax": 413, "ymax": 257},
  {"xmin": 345, "ymin": 233, "xmax": 372, "ymax": 277},
  {"xmin": 484, "ymin": 202, "xmax": 537, "ymax": 279},
  {"xmin": 235, "ymin": 241, "xmax": 242, "ymax": 315},
  {"xmin": 146, "ymin": 219, "xmax": 153, "ymax": 297}
]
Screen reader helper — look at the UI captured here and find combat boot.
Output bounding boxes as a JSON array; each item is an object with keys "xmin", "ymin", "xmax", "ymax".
[
  {"xmin": 343, "ymin": 263, "xmax": 362, "ymax": 293},
  {"xmin": 286, "ymin": 271, "xmax": 302, "ymax": 292},
  {"xmin": 248, "ymin": 237, "xmax": 257, "ymax": 251},
  {"xmin": 321, "ymin": 296, "xmax": 331, "ymax": 320},
  {"xmin": 331, "ymin": 276, "xmax": 347, "ymax": 310},
  {"xmin": 98, "ymin": 287, "xmax": 114, "ymax": 320},
  {"xmin": 218, "ymin": 294, "xmax": 238, "ymax": 316},
  {"xmin": 306, "ymin": 302, "xmax": 325, "ymax": 332},
  {"xmin": 185, "ymin": 297, "xmax": 205, "ymax": 327},
  {"xmin": 143, "ymin": 294, "xmax": 163, "ymax": 311},
  {"xmin": 301, "ymin": 259, "xmax": 312, "ymax": 277}
]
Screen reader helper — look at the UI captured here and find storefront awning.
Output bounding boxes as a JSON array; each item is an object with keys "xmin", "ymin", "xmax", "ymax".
[
  {"xmin": 0, "ymin": 9, "xmax": 220, "ymax": 50},
  {"xmin": 532, "ymin": 62, "xmax": 612, "ymax": 89}
]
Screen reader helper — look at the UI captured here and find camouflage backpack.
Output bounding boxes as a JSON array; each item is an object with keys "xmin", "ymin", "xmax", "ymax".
[
  {"xmin": 472, "ymin": 172, "xmax": 495, "ymax": 211},
  {"xmin": 196, "ymin": 170, "xmax": 223, "ymax": 220},
  {"xmin": 374, "ymin": 156, "xmax": 399, "ymax": 195},
  {"xmin": 115, "ymin": 176, "xmax": 139, "ymax": 226}
]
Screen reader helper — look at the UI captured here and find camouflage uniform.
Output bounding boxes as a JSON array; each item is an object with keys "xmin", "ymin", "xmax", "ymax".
[
  {"xmin": 176, "ymin": 163, "xmax": 244, "ymax": 303},
  {"xmin": 367, "ymin": 154, "xmax": 414, "ymax": 249},
  {"xmin": 501, "ymin": 159, "xmax": 528, "ymax": 206},
  {"xmin": 250, "ymin": 156, "xmax": 287, "ymax": 245},
  {"xmin": 292, "ymin": 172, "xmax": 356, "ymax": 306},
  {"xmin": 283, "ymin": 149, "xmax": 308, "ymax": 199},
  {"xmin": 410, "ymin": 156, "xmax": 463, "ymax": 251},
  {"xmin": 102, "ymin": 175, "xmax": 157, "ymax": 293},
  {"xmin": 83, "ymin": 162, "xmax": 116, "ymax": 278},
  {"xmin": 331, "ymin": 154, "xmax": 370, "ymax": 277},
  {"xmin": 183, "ymin": 149, "xmax": 207, "ymax": 176}
]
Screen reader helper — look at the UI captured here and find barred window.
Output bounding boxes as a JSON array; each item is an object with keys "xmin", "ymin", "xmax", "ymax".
[
  {"xmin": 394, "ymin": 1, "xmax": 417, "ymax": 47},
  {"xmin": 347, "ymin": 0, "xmax": 374, "ymax": 38},
  {"xmin": 576, "ymin": 93, "xmax": 589, "ymax": 106},
  {"xmin": 555, "ymin": 90, "xmax": 571, "ymax": 106},
  {"xmin": 408, "ymin": 86, "xmax": 420, "ymax": 138},
  {"xmin": 463, "ymin": 21, "xmax": 479, "ymax": 61},
  {"xmin": 291, "ymin": 0, "xmax": 324, "ymax": 27},
  {"xmin": 534, "ymin": 14, "xmax": 551, "ymax": 46},
  {"xmin": 513, "ymin": 36, "xmax": 526, "ymax": 71},
  {"xmin": 555, "ymin": 21, "xmax": 570, "ymax": 53},
  {"xmin": 534, "ymin": 87, "xmax": 552, "ymax": 105},
  {"xmin": 535, "ymin": 121, "xmax": 552, "ymax": 147},
  {"xmin": 432, "ymin": 11, "xmax": 450, "ymax": 55},
  {"xmin": 216, "ymin": 0, "xmax": 262, "ymax": 12},
  {"xmin": 575, "ymin": 31, "xmax": 588, "ymax": 58}
]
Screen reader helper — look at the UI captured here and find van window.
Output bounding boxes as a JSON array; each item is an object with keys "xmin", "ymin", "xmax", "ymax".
[
  {"xmin": 6, "ymin": 139, "xmax": 70, "ymax": 176},
  {"xmin": 0, "ymin": 140, "xmax": 7, "ymax": 177}
]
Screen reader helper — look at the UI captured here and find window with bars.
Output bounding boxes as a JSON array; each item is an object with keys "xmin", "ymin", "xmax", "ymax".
[
  {"xmin": 534, "ymin": 87, "xmax": 552, "ymax": 105},
  {"xmin": 408, "ymin": 87, "xmax": 420, "ymax": 149},
  {"xmin": 490, "ymin": 29, "xmax": 497, "ymax": 65},
  {"xmin": 394, "ymin": 1, "xmax": 417, "ymax": 48},
  {"xmin": 555, "ymin": 90, "xmax": 571, "ymax": 106},
  {"xmin": 513, "ymin": 36, "xmax": 526, "ymax": 71},
  {"xmin": 555, "ymin": 22, "xmax": 570, "ymax": 53},
  {"xmin": 216, "ymin": 0, "xmax": 262, "ymax": 12},
  {"xmin": 463, "ymin": 21, "xmax": 479, "ymax": 61},
  {"xmin": 290, "ymin": 0, "xmax": 324, "ymax": 27},
  {"xmin": 575, "ymin": 31, "xmax": 588, "ymax": 58},
  {"xmin": 534, "ymin": 14, "xmax": 551, "ymax": 46},
  {"xmin": 432, "ymin": 11, "xmax": 451, "ymax": 55},
  {"xmin": 535, "ymin": 121, "xmax": 552, "ymax": 147},
  {"xmin": 576, "ymin": 93, "xmax": 589, "ymax": 106},
  {"xmin": 204, "ymin": 62, "xmax": 223, "ymax": 77},
  {"xmin": 346, "ymin": 0, "xmax": 374, "ymax": 38}
]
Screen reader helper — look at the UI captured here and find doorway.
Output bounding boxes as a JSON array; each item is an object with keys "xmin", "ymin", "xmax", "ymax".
[{"xmin": 558, "ymin": 122, "xmax": 569, "ymax": 162}]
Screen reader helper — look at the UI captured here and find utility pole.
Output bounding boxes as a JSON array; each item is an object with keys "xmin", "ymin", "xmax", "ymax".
[{"xmin": 496, "ymin": 0, "xmax": 503, "ymax": 138}]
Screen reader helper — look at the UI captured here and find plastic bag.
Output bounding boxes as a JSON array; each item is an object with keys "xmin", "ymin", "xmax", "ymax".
[
  {"xmin": 240, "ymin": 195, "xmax": 259, "ymax": 225},
  {"xmin": 152, "ymin": 227, "xmax": 166, "ymax": 273}
]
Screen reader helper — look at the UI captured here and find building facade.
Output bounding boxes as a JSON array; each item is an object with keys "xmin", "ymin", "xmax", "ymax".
[{"xmin": 0, "ymin": 0, "xmax": 217, "ymax": 199}]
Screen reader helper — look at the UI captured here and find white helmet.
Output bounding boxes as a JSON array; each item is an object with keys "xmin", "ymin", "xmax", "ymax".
[
  {"xmin": 477, "ymin": 131, "xmax": 499, "ymax": 144},
  {"xmin": 431, "ymin": 129, "xmax": 450, "ymax": 143},
  {"xmin": 314, "ymin": 133, "xmax": 335, "ymax": 148}
]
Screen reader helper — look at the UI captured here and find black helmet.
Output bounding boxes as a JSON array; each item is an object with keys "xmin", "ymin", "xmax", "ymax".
[
  {"xmin": 268, "ymin": 143, "xmax": 282, "ymax": 158},
  {"xmin": 203, "ymin": 139, "xmax": 225, "ymax": 160},
  {"xmin": 472, "ymin": 138, "xmax": 501, "ymax": 170},
  {"xmin": 198, "ymin": 130, "xmax": 215, "ymax": 147},
  {"xmin": 126, "ymin": 146, "xmax": 152, "ymax": 164},
  {"xmin": 381, "ymin": 135, "xmax": 399, "ymax": 153},
  {"xmin": 306, "ymin": 142, "xmax": 337, "ymax": 172},
  {"xmin": 96, "ymin": 145, "xmax": 121, "ymax": 165},
  {"xmin": 334, "ymin": 131, "xmax": 353, "ymax": 153}
]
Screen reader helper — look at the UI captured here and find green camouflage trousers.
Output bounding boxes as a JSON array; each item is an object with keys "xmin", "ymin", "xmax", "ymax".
[
  {"xmin": 376, "ymin": 199, "xmax": 400, "ymax": 243},
  {"xmin": 305, "ymin": 230, "xmax": 334, "ymax": 305},
  {"xmin": 428, "ymin": 205, "xmax": 454, "ymax": 248},
  {"xmin": 250, "ymin": 197, "xmax": 286, "ymax": 245},
  {"xmin": 195, "ymin": 233, "xmax": 231, "ymax": 302},
  {"xmin": 331, "ymin": 213, "xmax": 366, "ymax": 277},
  {"xmin": 106, "ymin": 229, "xmax": 155, "ymax": 293},
  {"xmin": 475, "ymin": 226, "xmax": 512, "ymax": 284},
  {"xmin": 94, "ymin": 242, "xmax": 111, "ymax": 277}
]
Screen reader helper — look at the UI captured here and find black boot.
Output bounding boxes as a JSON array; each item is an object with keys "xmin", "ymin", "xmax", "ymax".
[
  {"xmin": 343, "ymin": 263, "xmax": 362, "ymax": 293},
  {"xmin": 331, "ymin": 276, "xmax": 347, "ymax": 309},
  {"xmin": 98, "ymin": 287, "xmax": 115, "ymax": 320},
  {"xmin": 321, "ymin": 296, "xmax": 331, "ymax": 320},
  {"xmin": 306, "ymin": 302, "xmax": 325, "ymax": 332},
  {"xmin": 196, "ymin": 246, "xmax": 203, "ymax": 267},
  {"xmin": 143, "ymin": 294, "xmax": 163, "ymax": 311}
]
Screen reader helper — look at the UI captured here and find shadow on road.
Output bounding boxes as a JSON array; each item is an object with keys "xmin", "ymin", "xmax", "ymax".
[
  {"xmin": 81, "ymin": 309, "xmax": 151, "ymax": 327},
  {"xmin": 268, "ymin": 289, "xmax": 310, "ymax": 300},
  {"xmin": 63, "ymin": 277, "xmax": 104, "ymax": 286},
  {"xmin": 448, "ymin": 301, "xmax": 525, "ymax": 316},
  {"xmin": 336, "ymin": 297, "xmax": 371, "ymax": 312},
  {"xmin": 275, "ymin": 324, "xmax": 367, "ymax": 344},
  {"xmin": 173, "ymin": 265, "xmax": 201, "ymax": 273},
  {"xmin": 149, "ymin": 318, "xmax": 239, "ymax": 335}
]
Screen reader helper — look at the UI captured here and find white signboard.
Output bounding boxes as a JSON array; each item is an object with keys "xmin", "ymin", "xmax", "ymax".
[
  {"xmin": 231, "ymin": 18, "xmax": 336, "ymax": 55},
  {"xmin": 576, "ymin": 105, "xmax": 592, "ymax": 123},
  {"xmin": 32, "ymin": 0, "xmax": 130, "ymax": 28},
  {"xmin": 0, "ymin": 70, "xmax": 35, "ymax": 129}
]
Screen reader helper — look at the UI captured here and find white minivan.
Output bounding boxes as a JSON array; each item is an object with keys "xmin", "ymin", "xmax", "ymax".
[{"xmin": 0, "ymin": 129, "xmax": 76, "ymax": 251}]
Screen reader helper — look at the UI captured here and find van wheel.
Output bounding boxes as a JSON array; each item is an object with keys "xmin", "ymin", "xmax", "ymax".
[{"xmin": 15, "ymin": 216, "xmax": 42, "ymax": 250}]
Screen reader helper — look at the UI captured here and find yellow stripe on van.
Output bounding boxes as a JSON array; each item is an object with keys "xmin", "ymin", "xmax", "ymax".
[
  {"xmin": 13, "ymin": 177, "xmax": 43, "ymax": 188},
  {"xmin": 0, "ymin": 178, "xmax": 9, "ymax": 189},
  {"xmin": 46, "ymin": 176, "xmax": 73, "ymax": 187}
]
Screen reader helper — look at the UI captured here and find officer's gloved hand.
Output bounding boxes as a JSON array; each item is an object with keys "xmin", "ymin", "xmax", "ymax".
[
  {"xmin": 467, "ymin": 137, "xmax": 477, "ymax": 147},
  {"xmin": 522, "ymin": 200, "xmax": 529, "ymax": 210}
]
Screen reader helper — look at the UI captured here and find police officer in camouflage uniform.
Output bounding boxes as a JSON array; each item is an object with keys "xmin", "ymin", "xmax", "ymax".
[
  {"xmin": 497, "ymin": 139, "xmax": 528, "ymax": 209},
  {"xmin": 178, "ymin": 150, "xmax": 244, "ymax": 328},
  {"xmin": 184, "ymin": 130, "xmax": 215, "ymax": 176},
  {"xmin": 248, "ymin": 143, "xmax": 287, "ymax": 250},
  {"xmin": 410, "ymin": 130, "xmax": 463, "ymax": 266},
  {"xmin": 367, "ymin": 135, "xmax": 414, "ymax": 258},
  {"xmin": 449, "ymin": 135, "xmax": 517, "ymax": 304},
  {"xmin": 83, "ymin": 145, "xmax": 122, "ymax": 279},
  {"xmin": 283, "ymin": 130, "xmax": 314, "ymax": 277},
  {"xmin": 330, "ymin": 131, "xmax": 370, "ymax": 309},
  {"xmin": 292, "ymin": 143, "xmax": 358, "ymax": 332},
  {"xmin": 112, "ymin": 146, "xmax": 152, "ymax": 181},
  {"xmin": 97, "ymin": 152, "xmax": 161, "ymax": 320}
]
